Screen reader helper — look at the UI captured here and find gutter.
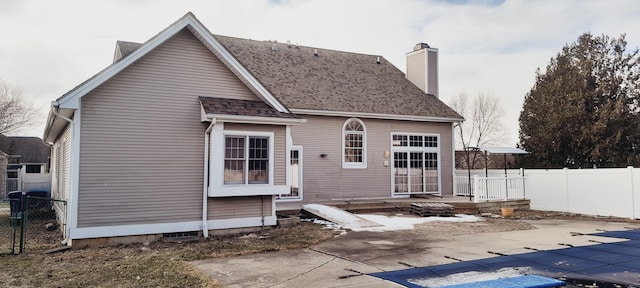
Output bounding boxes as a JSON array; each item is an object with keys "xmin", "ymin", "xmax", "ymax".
[
  {"xmin": 202, "ymin": 120, "xmax": 215, "ymax": 238},
  {"xmin": 51, "ymin": 102, "xmax": 74, "ymax": 124}
]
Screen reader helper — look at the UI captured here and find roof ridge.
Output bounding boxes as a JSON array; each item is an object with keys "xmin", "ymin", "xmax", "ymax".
[{"xmin": 213, "ymin": 34, "xmax": 384, "ymax": 59}]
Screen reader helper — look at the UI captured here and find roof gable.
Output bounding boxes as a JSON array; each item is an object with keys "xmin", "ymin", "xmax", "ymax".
[
  {"xmin": 215, "ymin": 36, "xmax": 463, "ymax": 120},
  {"xmin": 54, "ymin": 12, "xmax": 287, "ymax": 113}
]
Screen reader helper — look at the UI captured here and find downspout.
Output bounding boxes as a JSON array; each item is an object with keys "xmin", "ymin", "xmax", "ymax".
[
  {"xmin": 51, "ymin": 103, "xmax": 74, "ymax": 124},
  {"xmin": 50, "ymin": 102, "xmax": 74, "ymax": 245},
  {"xmin": 202, "ymin": 120, "xmax": 215, "ymax": 238}
]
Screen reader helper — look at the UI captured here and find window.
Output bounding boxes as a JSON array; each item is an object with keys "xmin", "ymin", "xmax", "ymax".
[
  {"xmin": 25, "ymin": 165, "xmax": 42, "ymax": 174},
  {"xmin": 342, "ymin": 118, "xmax": 366, "ymax": 168},
  {"xmin": 224, "ymin": 135, "xmax": 269, "ymax": 185},
  {"xmin": 7, "ymin": 171, "xmax": 18, "ymax": 179}
]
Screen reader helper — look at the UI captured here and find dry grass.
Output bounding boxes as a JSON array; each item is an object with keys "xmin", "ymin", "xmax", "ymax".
[{"xmin": 0, "ymin": 223, "xmax": 337, "ymax": 288}]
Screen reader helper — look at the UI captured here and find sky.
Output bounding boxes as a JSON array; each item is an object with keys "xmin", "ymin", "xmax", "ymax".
[{"xmin": 1, "ymin": 0, "xmax": 639, "ymax": 146}]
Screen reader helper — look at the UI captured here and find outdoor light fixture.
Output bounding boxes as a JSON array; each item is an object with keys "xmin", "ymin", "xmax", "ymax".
[{"xmin": 320, "ymin": 153, "xmax": 327, "ymax": 158}]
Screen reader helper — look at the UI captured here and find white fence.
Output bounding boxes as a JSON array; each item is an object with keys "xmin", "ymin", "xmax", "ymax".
[
  {"xmin": 457, "ymin": 168, "xmax": 640, "ymax": 219},
  {"xmin": 22, "ymin": 173, "xmax": 51, "ymax": 193},
  {"xmin": 454, "ymin": 169, "xmax": 526, "ymax": 202}
]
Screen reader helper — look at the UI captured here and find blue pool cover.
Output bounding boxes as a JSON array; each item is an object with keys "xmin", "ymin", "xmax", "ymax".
[{"xmin": 370, "ymin": 229, "xmax": 640, "ymax": 287}]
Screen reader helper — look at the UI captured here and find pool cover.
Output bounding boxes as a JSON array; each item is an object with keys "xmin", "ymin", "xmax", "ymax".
[{"xmin": 370, "ymin": 229, "xmax": 640, "ymax": 287}]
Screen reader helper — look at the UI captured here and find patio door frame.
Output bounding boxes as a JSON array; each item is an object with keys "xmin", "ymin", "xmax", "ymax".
[{"xmin": 390, "ymin": 133, "xmax": 441, "ymax": 197}]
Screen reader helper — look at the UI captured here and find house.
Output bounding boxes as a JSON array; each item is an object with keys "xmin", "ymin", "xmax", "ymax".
[
  {"xmin": 42, "ymin": 13, "xmax": 463, "ymax": 246},
  {"xmin": 0, "ymin": 134, "xmax": 51, "ymax": 197}
]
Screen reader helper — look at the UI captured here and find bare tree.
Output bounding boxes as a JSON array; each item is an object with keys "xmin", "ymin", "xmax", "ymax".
[
  {"xmin": 0, "ymin": 78, "xmax": 39, "ymax": 135},
  {"xmin": 450, "ymin": 92, "xmax": 507, "ymax": 169}
]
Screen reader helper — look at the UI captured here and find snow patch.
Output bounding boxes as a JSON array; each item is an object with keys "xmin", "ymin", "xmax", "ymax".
[
  {"xmin": 302, "ymin": 204, "xmax": 481, "ymax": 232},
  {"xmin": 353, "ymin": 213, "xmax": 480, "ymax": 232}
]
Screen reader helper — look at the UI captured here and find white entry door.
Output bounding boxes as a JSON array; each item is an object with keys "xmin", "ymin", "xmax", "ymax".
[{"xmin": 277, "ymin": 146, "xmax": 303, "ymax": 200}]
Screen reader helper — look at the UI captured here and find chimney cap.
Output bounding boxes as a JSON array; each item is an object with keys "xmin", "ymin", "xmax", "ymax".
[{"xmin": 414, "ymin": 43, "xmax": 431, "ymax": 51}]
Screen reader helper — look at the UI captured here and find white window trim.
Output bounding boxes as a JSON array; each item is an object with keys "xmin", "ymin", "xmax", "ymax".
[
  {"xmin": 390, "ymin": 132, "xmax": 442, "ymax": 197},
  {"xmin": 342, "ymin": 118, "xmax": 367, "ymax": 169},
  {"xmin": 209, "ymin": 127, "xmax": 288, "ymax": 197}
]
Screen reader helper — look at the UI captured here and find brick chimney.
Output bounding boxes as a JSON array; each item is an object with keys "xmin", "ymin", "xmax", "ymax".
[{"xmin": 406, "ymin": 43, "xmax": 438, "ymax": 97}]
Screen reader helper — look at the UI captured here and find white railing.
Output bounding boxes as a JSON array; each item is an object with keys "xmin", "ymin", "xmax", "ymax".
[{"xmin": 454, "ymin": 174, "xmax": 527, "ymax": 202}]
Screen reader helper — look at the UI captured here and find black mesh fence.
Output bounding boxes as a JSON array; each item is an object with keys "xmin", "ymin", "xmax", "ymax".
[
  {"xmin": 0, "ymin": 198, "xmax": 20, "ymax": 254},
  {"xmin": 0, "ymin": 193, "xmax": 66, "ymax": 254}
]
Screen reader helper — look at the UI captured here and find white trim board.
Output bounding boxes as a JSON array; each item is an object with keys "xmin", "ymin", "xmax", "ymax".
[
  {"xmin": 69, "ymin": 216, "xmax": 276, "ymax": 239},
  {"xmin": 290, "ymin": 108, "xmax": 462, "ymax": 123},
  {"xmin": 70, "ymin": 221, "xmax": 202, "ymax": 239}
]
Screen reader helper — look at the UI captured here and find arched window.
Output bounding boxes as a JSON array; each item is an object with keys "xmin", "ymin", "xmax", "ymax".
[{"xmin": 342, "ymin": 118, "xmax": 367, "ymax": 168}]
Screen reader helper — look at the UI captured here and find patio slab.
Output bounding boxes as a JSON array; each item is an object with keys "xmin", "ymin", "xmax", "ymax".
[{"xmin": 192, "ymin": 218, "xmax": 639, "ymax": 287}]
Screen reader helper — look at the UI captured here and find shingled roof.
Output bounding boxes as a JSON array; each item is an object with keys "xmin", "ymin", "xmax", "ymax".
[
  {"xmin": 0, "ymin": 134, "xmax": 50, "ymax": 164},
  {"xmin": 199, "ymin": 96, "xmax": 300, "ymax": 119},
  {"xmin": 115, "ymin": 33, "xmax": 462, "ymax": 121},
  {"xmin": 214, "ymin": 35, "xmax": 462, "ymax": 120}
]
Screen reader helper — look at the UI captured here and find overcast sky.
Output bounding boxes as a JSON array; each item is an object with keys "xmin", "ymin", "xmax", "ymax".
[{"xmin": 1, "ymin": 0, "xmax": 639, "ymax": 146}]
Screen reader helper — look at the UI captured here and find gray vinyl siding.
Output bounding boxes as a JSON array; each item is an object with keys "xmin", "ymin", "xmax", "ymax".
[
  {"xmin": 290, "ymin": 116, "xmax": 454, "ymax": 202},
  {"xmin": 208, "ymin": 196, "xmax": 272, "ymax": 219},
  {"xmin": 77, "ymin": 29, "xmax": 261, "ymax": 227},
  {"xmin": 223, "ymin": 123, "xmax": 287, "ymax": 186}
]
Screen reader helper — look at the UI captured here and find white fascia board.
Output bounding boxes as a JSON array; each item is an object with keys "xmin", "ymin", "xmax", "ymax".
[
  {"xmin": 42, "ymin": 105, "xmax": 58, "ymax": 143},
  {"xmin": 289, "ymin": 108, "xmax": 463, "ymax": 123},
  {"xmin": 57, "ymin": 13, "xmax": 289, "ymax": 114},
  {"xmin": 205, "ymin": 113, "xmax": 306, "ymax": 125}
]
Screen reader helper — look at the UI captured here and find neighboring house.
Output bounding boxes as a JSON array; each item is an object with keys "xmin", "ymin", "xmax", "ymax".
[
  {"xmin": 0, "ymin": 134, "xmax": 51, "ymax": 197},
  {"xmin": 43, "ymin": 13, "xmax": 463, "ymax": 246},
  {"xmin": 455, "ymin": 150, "xmax": 519, "ymax": 170}
]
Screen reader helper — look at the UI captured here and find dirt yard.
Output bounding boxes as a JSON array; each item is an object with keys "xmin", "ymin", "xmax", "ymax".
[{"xmin": 0, "ymin": 223, "xmax": 337, "ymax": 288}]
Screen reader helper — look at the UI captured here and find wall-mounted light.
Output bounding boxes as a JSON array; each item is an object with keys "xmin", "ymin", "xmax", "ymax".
[
  {"xmin": 320, "ymin": 153, "xmax": 328, "ymax": 158},
  {"xmin": 383, "ymin": 151, "xmax": 390, "ymax": 158}
]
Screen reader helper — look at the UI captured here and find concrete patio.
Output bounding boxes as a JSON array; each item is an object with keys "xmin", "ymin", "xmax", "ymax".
[{"xmin": 192, "ymin": 217, "xmax": 639, "ymax": 287}]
